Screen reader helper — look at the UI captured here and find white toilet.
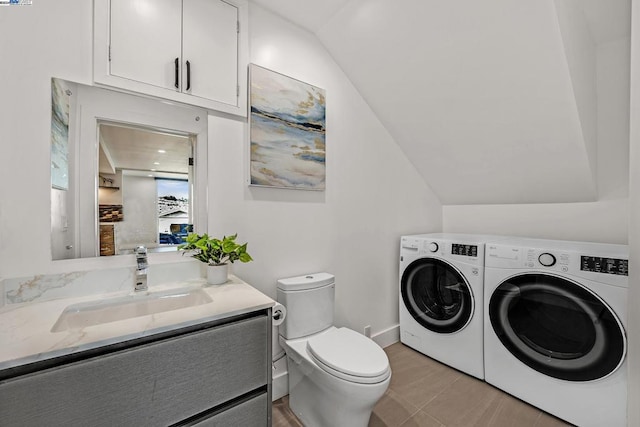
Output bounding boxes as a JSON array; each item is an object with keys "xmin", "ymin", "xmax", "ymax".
[{"xmin": 277, "ymin": 273, "xmax": 391, "ymax": 427}]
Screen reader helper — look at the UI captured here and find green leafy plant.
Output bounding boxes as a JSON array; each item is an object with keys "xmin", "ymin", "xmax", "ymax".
[{"xmin": 178, "ymin": 233, "xmax": 253, "ymax": 266}]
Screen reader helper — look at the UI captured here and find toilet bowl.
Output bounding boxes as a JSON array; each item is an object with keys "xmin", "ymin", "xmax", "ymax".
[
  {"xmin": 277, "ymin": 273, "xmax": 391, "ymax": 427},
  {"xmin": 281, "ymin": 327, "xmax": 391, "ymax": 426}
]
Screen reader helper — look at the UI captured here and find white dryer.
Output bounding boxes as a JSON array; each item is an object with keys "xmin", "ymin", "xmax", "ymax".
[
  {"xmin": 399, "ymin": 233, "xmax": 496, "ymax": 379},
  {"xmin": 484, "ymin": 238, "xmax": 628, "ymax": 427}
]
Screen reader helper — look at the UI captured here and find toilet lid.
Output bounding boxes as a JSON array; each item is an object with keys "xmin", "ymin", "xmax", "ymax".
[{"xmin": 306, "ymin": 328, "xmax": 390, "ymax": 383}]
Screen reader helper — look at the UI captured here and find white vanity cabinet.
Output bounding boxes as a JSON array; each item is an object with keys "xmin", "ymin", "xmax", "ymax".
[
  {"xmin": 94, "ymin": 0, "xmax": 248, "ymax": 117},
  {"xmin": 0, "ymin": 311, "xmax": 272, "ymax": 426}
]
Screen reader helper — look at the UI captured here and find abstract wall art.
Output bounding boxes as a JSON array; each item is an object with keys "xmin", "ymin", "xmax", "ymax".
[{"xmin": 249, "ymin": 64, "xmax": 326, "ymax": 190}]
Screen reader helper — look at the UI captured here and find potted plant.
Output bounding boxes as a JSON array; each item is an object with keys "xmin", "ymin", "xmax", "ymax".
[{"xmin": 178, "ymin": 233, "xmax": 253, "ymax": 285}]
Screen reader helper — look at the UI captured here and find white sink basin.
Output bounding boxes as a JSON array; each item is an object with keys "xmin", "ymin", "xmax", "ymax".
[{"xmin": 51, "ymin": 287, "xmax": 212, "ymax": 332}]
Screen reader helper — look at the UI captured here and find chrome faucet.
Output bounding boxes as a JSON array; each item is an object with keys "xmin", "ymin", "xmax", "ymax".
[{"xmin": 134, "ymin": 246, "xmax": 148, "ymax": 292}]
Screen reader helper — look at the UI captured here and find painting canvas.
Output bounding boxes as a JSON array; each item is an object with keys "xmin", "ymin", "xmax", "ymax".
[{"xmin": 249, "ymin": 64, "xmax": 326, "ymax": 190}]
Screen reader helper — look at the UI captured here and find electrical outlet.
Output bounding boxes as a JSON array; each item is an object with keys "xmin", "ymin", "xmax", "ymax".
[{"xmin": 364, "ymin": 325, "xmax": 371, "ymax": 338}]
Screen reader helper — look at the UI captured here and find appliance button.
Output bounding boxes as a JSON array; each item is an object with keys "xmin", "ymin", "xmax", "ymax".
[
  {"xmin": 428, "ymin": 242, "xmax": 439, "ymax": 253},
  {"xmin": 538, "ymin": 253, "xmax": 556, "ymax": 267}
]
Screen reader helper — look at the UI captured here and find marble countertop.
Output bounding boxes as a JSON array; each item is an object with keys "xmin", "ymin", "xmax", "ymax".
[{"xmin": 0, "ymin": 276, "xmax": 275, "ymax": 372}]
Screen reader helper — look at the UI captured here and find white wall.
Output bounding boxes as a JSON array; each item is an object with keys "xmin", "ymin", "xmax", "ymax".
[
  {"xmin": 598, "ymin": 37, "xmax": 631, "ymax": 200},
  {"xmin": 626, "ymin": 1, "xmax": 640, "ymax": 424},
  {"xmin": 443, "ymin": 200, "xmax": 628, "ymax": 243},
  {"xmin": 443, "ymin": 32, "xmax": 630, "ymax": 245},
  {"xmin": 118, "ymin": 175, "xmax": 158, "ymax": 250},
  {"xmin": 554, "ymin": 0, "xmax": 598, "ymax": 178},
  {"xmin": 208, "ymin": 4, "xmax": 442, "ymax": 337}
]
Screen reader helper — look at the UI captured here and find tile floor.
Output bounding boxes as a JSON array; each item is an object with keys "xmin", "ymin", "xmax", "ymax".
[{"xmin": 272, "ymin": 342, "xmax": 572, "ymax": 427}]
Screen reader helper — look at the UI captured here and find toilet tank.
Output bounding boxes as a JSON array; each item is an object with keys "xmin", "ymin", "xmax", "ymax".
[{"xmin": 277, "ymin": 273, "xmax": 335, "ymax": 340}]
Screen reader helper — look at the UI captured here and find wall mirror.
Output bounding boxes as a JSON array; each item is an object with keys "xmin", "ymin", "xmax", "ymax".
[{"xmin": 51, "ymin": 78, "xmax": 208, "ymax": 260}]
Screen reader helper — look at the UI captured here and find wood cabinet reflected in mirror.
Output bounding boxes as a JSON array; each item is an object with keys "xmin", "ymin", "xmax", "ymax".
[{"xmin": 50, "ymin": 78, "xmax": 208, "ymax": 261}]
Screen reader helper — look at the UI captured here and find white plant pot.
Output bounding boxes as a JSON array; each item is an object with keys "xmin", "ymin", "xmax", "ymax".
[{"xmin": 207, "ymin": 264, "xmax": 229, "ymax": 285}]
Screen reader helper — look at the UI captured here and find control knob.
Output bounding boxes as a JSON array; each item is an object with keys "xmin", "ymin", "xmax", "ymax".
[
  {"xmin": 538, "ymin": 253, "xmax": 556, "ymax": 267},
  {"xmin": 428, "ymin": 242, "xmax": 439, "ymax": 253}
]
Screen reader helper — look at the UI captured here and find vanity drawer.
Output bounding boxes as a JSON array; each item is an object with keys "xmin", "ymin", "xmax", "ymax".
[
  {"xmin": 190, "ymin": 391, "xmax": 269, "ymax": 426},
  {"xmin": 0, "ymin": 313, "xmax": 270, "ymax": 426}
]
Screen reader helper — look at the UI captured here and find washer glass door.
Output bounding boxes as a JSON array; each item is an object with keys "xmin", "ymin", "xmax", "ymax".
[
  {"xmin": 401, "ymin": 258, "xmax": 473, "ymax": 333},
  {"xmin": 489, "ymin": 273, "xmax": 626, "ymax": 381}
]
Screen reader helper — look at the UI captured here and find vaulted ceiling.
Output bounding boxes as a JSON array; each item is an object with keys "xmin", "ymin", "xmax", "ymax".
[{"xmin": 249, "ymin": 0, "xmax": 631, "ymax": 205}]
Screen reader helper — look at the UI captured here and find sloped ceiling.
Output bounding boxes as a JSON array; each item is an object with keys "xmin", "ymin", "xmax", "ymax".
[
  {"xmin": 249, "ymin": 0, "xmax": 349, "ymax": 33},
  {"xmin": 249, "ymin": 0, "xmax": 630, "ymax": 205}
]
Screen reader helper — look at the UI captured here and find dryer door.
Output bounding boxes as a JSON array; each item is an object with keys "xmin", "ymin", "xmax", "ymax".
[
  {"xmin": 401, "ymin": 258, "xmax": 474, "ymax": 334},
  {"xmin": 489, "ymin": 273, "xmax": 626, "ymax": 381}
]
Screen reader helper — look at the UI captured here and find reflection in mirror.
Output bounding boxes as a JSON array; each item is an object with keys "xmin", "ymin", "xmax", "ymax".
[
  {"xmin": 51, "ymin": 78, "xmax": 208, "ymax": 261},
  {"xmin": 97, "ymin": 122, "xmax": 194, "ymax": 256}
]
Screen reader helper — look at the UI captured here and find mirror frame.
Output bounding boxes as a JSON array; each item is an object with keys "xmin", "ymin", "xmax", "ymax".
[{"xmin": 52, "ymin": 79, "xmax": 208, "ymax": 260}]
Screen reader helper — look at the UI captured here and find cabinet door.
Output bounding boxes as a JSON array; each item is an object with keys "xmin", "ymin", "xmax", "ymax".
[
  {"xmin": 183, "ymin": 0, "xmax": 239, "ymax": 106},
  {"xmin": 110, "ymin": 0, "xmax": 182, "ymax": 90}
]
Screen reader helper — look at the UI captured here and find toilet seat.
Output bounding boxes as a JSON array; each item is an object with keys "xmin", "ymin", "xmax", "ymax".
[{"xmin": 306, "ymin": 327, "xmax": 391, "ymax": 384}]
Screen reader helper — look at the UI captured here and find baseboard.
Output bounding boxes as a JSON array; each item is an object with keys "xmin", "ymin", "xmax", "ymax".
[
  {"xmin": 272, "ymin": 355, "xmax": 288, "ymax": 401},
  {"xmin": 372, "ymin": 324, "xmax": 400, "ymax": 348}
]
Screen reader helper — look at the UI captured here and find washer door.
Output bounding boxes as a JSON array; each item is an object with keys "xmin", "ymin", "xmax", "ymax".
[
  {"xmin": 401, "ymin": 258, "xmax": 474, "ymax": 334},
  {"xmin": 489, "ymin": 273, "xmax": 626, "ymax": 381}
]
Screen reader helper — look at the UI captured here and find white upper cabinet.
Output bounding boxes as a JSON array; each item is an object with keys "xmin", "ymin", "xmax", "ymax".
[
  {"xmin": 94, "ymin": 0, "xmax": 248, "ymax": 117},
  {"xmin": 183, "ymin": 0, "xmax": 239, "ymax": 106},
  {"xmin": 109, "ymin": 0, "xmax": 182, "ymax": 90}
]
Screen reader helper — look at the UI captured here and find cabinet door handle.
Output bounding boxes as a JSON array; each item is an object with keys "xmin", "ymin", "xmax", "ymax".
[
  {"xmin": 186, "ymin": 60, "xmax": 191, "ymax": 91},
  {"xmin": 174, "ymin": 57, "xmax": 179, "ymax": 89}
]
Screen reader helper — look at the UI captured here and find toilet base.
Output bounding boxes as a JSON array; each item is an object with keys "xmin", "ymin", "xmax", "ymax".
[{"xmin": 287, "ymin": 354, "xmax": 390, "ymax": 427}]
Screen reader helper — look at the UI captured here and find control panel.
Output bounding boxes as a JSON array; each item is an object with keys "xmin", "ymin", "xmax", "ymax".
[
  {"xmin": 451, "ymin": 243, "xmax": 478, "ymax": 257},
  {"xmin": 486, "ymin": 244, "xmax": 629, "ymax": 280},
  {"xmin": 524, "ymin": 249, "xmax": 569, "ymax": 272},
  {"xmin": 400, "ymin": 237, "xmax": 483, "ymax": 265},
  {"xmin": 581, "ymin": 256, "xmax": 628, "ymax": 276}
]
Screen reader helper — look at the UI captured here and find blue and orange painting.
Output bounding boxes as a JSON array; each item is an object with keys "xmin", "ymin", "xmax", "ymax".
[{"xmin": 249, "ymin": 65, "xmax": 326, "ymax": 190}]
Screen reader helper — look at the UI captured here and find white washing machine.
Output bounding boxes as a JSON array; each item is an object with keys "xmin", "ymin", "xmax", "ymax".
[
  {"xmin": 484, "ymin": 238, "xmax": 628, "ymax": 427},
  {"xmin": 399, "ymin": 233, "xmax": 498, "ymax": 379}
]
